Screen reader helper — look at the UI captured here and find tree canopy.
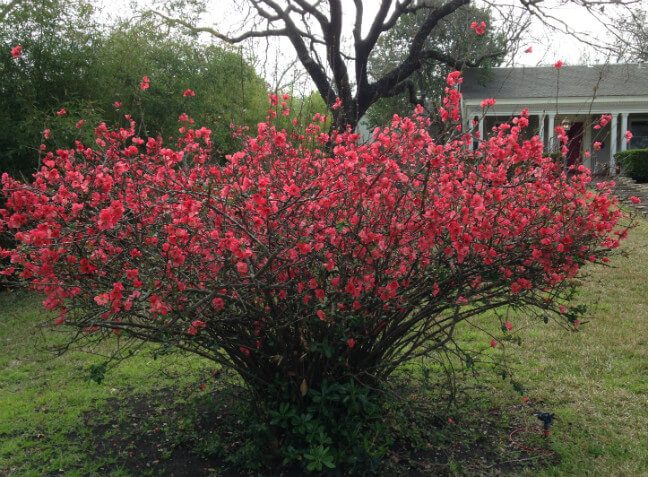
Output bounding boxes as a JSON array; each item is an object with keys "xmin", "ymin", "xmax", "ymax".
[
  {"xmin": 0, "ymin": 0, "xmax": 269, "ymax": 176},
  {"xmin": 365, "ymin": 3, "xmax": 506, "ymax": 126}
]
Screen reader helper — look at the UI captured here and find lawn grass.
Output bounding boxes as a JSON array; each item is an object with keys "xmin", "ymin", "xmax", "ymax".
[
  {"xmin": 441, "ymin": 218, "xmax": 648, "ymax": 476},
  {"xmin": 0, "ymin": 220, "xmax": 646, "ymax": 476}
]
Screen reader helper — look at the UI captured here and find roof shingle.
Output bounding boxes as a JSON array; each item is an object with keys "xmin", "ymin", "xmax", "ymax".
[{"xmin": 461, "ymin": 64, "xmax": 648, "ymax": 100}]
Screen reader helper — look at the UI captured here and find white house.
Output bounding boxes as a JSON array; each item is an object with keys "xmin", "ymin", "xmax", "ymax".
[{"xmin": 461, "ymin": 63, "xmax": 648, "ymax": 174}]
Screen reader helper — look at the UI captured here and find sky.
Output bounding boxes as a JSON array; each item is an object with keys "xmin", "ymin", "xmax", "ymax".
[{"xmin": 97, "ymin": 0, "xmax": 645, "ymax": 91}]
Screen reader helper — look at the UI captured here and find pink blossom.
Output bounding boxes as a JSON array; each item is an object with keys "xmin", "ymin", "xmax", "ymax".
[
  {"xmin": 10, "ymin": 45, "xmax": 22, "ymax": 59},
  {"xmin": 480, "ymin": 98, "xmax": 496, "ymax": 108},
  {"xmin": 139, "ymin": 75, "xmax": 150, "ymax": 91},
  {"xmin": 236, "ymin": 261, "xmax": 248, "ymax": 275},
  {"xmin": 470, "ymin": 21, "xmax": 486, "ymax": 35},
  {"xmin": 625, "ymin": 130, "xmax": 633, "ymax": 143}
]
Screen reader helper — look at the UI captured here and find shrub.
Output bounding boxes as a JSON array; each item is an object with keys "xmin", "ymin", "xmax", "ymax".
[
  {"xmin": 615, "ymin": 148, "xmax": 648, "ymax": 183},
  {"xmin": 0, "ymin": 73, "xmax": 626, "ymax": 471}
]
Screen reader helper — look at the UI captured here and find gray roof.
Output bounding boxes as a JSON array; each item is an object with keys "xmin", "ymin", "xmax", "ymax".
[{"xmin": 462, "ymin": 64, "xmax": 648, "ymax": 100}]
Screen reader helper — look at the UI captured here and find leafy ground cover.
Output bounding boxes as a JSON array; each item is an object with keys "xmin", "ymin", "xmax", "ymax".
[{"xmin": 0, "ymin": 220, "xmax": 646, "ymax": 476}]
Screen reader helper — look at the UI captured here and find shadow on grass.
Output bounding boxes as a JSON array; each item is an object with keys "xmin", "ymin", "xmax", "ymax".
[{"xmin": 73, "ymin": 378, "xmax": 559, "ymax": 476}]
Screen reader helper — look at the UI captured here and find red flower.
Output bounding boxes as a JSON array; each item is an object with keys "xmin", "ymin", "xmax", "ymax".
[
  {"xmin": 55, "ymin": 108, "xmax": 67, "ymax": 117},
  {"xmin": 332, "ymin": 97, "xmax": 343, "ymax": 110},
  {"xmin": 480, "ymin": 98, "xmax": 496, "ymax": 108},
  {"xmin": 490, "ymin": 339, "xmax": 498, "ymax": 348},
  {"xmin": 97, "ymin": 201, "xmax": 124, "ymax": 230},
  {"xmin": 296, "ymin": 242, "xmax": 312, "ymax": 254},
  {"xmin": 630, "ymin": 196, "xmax": 641, "ymax": 204},
  {"xmin": 316, "ymin": 310, "xmax": 326, "ymax": 321},
  {"xmin": 10, "ymin": 44, "xmax": 22, "ymax": 59},
  {"xmin": 470, "ymin": 21, "xmax": 486, "ymax": 35},
  {"xmin": 75, "ymin": 119, "xmax": 85, "ymax": 129},
  {"xmin": 446, "ymin": 70, "xmax": 462, "ymax": 86},
  {"xmin": 183, "ymin": 89, "xmax": 196, "ymax": 97},
  {"xmin": 346, "ymin": 337, "xmax": 356, "ymax": 349},
  {"xmin": 524, "ymin": 46, "xmax": 533, "ymax": 53},
  {"xmin": 192, "ymin": 319, "xmax": 206, "ymax": 329},
  {"xmin": 625, "ymin": 130, "xmax": 633, "ymax": 143},
  {"xmin": 504, "ymin": 321, "xmax": 513, "ymax": 331},
  {"xmin": 593, "ymin": 141, "xmax": 602, "ymax": 151},
  {"xmin": 553, "ymin": 60, "xmax": 564, "ymax": 69},
  {"xmin": 283, "ymin": 183, "xmax": 301, "ymax": 197},
  {"xmin": 113, "ymin": 101, "xmax": 122, "ymax": 109},
  {"xmin": 150, "ymin": 295, "xmax": 170, "ymax": 315},
  {"xmin": 211, "ymin": 297, "xmax": 225, "ymax": 310},
  {"xmin": 236, "ymin": 261, "xmax": 248, "ymax": 275},
  {"xmin": 139, "ymin": 75, "xmax": 150, "ymax": 91}
]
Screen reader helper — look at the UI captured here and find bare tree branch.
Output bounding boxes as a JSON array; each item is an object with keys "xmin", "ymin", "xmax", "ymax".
[{"xmin": 149, "ymin": 0, "xmax": 640, "ymax": 130}]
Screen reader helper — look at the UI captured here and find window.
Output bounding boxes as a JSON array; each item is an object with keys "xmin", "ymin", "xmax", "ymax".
[{"xmin": 629, "ymin": 119, "xmax": 648, "ymax": 149}]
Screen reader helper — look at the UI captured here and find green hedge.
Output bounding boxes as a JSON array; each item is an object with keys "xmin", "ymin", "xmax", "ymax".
[{"xmin": 615, "ymin": 149, "xmax": 648, "ymax": 183}]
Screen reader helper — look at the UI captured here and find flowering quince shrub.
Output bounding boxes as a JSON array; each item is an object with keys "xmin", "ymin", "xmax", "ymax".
[{"xmin": 0, "ymin": 73, "xmax": 628, "ymax": 470}]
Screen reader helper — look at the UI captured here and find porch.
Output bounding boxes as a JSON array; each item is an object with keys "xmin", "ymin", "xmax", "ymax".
[
  {"xmin": 465, "ymin": 106, "xmax": 648, "ymax": 175},
  {"xmin": 461, "ymin": 64, "xmax": 648, "ymax": 175}
]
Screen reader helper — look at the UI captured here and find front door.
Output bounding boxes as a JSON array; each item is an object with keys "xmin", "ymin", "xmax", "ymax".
[{"xmin": 566, "ymin": 122, "xmax": 583, "ymax": 167}]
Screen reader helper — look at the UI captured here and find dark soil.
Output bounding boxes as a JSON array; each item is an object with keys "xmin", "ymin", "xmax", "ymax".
[{"xmin": 72, "ymin": 385, "xmax": 557, "ymax": 476}]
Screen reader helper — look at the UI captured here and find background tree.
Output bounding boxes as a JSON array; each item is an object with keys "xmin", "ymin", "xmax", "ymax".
[
  {"xmin": 0, "ymin": 0, "xmax": 100, "ymax": 176},
  {"xmin": 152, "ymin": 0, "xmax": 641, "ymax": 131},
  {"xmin": 153, "ymin": 0, "xmax": 507, "ymax": 131},
  {"xmin": 0, "ymin": 1, "xmax": 270, "ymax": 176},
  {"xmin": 365, "ymin": 3, "xmax": 506, "ymax": 127},
  {"xmin": 612, "ymin": 7, "xmax": 648, "ymax": 63},
  {"xmin": 93, "ymin": 20, "xmax": 269, "ymax": 157}
]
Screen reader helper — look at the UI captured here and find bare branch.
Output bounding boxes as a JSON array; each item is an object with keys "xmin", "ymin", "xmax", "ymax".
[{"xmin": 151, "ymin": 10, "xmax": 289, "ymax": 43}]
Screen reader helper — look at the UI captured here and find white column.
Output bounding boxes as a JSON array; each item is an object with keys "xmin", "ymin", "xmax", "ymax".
[
  {"xmin": 584, "ymin": 115, "xmax": 593, "ymax": 171},
  {"xmin": 538, "ymin": 114, "xmax": 545, "ymax": 146},
  {"xmin": 620, "ymin": 112, "xmax": 629, "ymax": 152},
  {"xmin": 547, "ymin": 113, "xmax": 555, "ymax": 150},
  {"xmin": 610, "ymin": 113, "xmax": 619, "ymax": 174},
  {"xmin": 478, "ymin": 116, "xmax": 484, "ymax": 140},
  {"xmin": 467, "ymin": 112, "xmax": 475, "ymax": 149}
]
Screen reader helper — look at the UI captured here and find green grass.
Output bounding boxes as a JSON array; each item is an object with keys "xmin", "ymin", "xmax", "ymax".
[
  {"xmin": 0, "ymin": 292, "xmax": 215, "ymax": 476},
  {"xmin": 450, "ymin": 219, "xmax": 648, "ymax": 476},
  {"xmin": 0, "ymin": 221, "xmax": 646, "ymax": 476},
  {"xmin": 507, "ymin": 218, "xmax": 648, "ymax": 476}
]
